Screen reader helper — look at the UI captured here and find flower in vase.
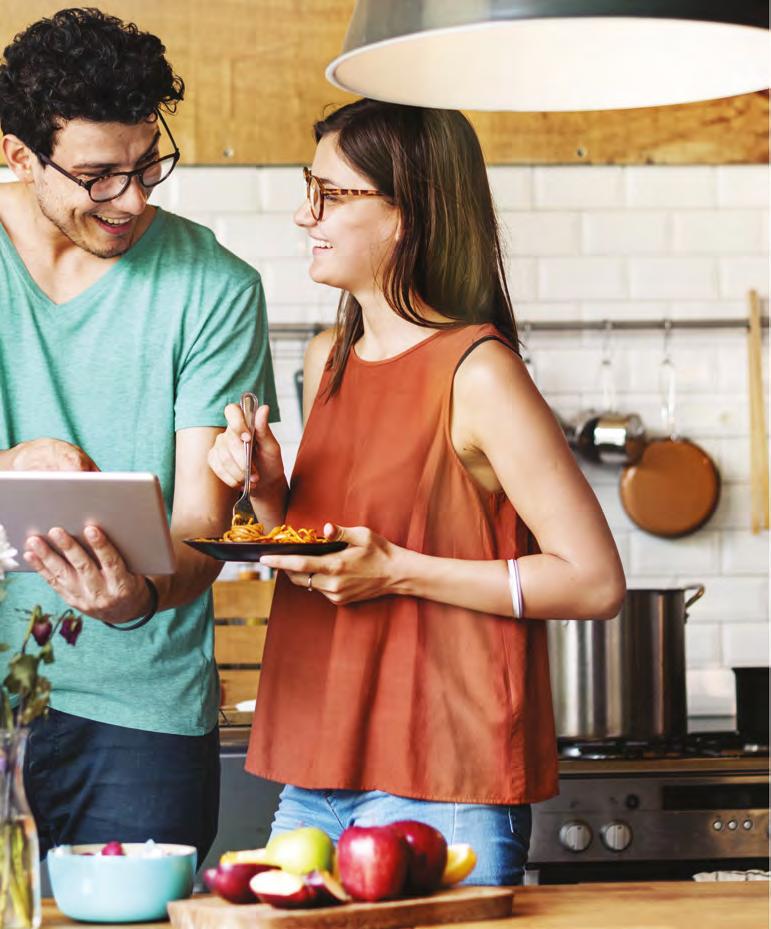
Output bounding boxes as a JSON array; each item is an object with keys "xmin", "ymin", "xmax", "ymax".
[
  {"xmin": 59, "ymin": 614, "xmax": 83, "ymax": 646},
  {"xmin": 0, "ymin": 524, "xmax": 84, "ymax": 927},
  {"xmin": 0, "ymin": 526, "xmax": 18, "ymax": 600},
  {"xmin": 31, "ymin": 617, "xmax": 52, "ymax": 647}
]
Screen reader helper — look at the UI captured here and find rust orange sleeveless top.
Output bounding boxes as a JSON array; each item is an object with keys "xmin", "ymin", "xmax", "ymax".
[{"xmin": 246, "ymin": 323, "xmax": 558, "ymax": 804}]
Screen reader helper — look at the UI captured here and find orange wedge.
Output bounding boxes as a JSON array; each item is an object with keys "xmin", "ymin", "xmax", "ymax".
[
  {"xmin": 220, "ymin": 847, "xmax": 272, "ymax": 866},
  {"xmin": 441, "ymin": 843, "xmax": 477, "ymax": 886}
]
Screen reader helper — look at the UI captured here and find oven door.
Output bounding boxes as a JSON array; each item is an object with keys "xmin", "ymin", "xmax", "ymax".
[{"xmin": 527, "ymin": 773, "xmax": 770, "ymax": 883}]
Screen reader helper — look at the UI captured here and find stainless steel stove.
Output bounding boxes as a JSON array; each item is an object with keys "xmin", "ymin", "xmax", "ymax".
[{"xmin": 527, "ymin": 732, "xmax": 770, "ymax": 883}]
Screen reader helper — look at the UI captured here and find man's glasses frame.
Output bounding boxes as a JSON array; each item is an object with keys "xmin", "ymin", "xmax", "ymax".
[
  {"xmin": 303, "ymin": 166, "xmax": 384, "ymax": 222},
  {"xmin": 36, "ymin": 110, "xmax": 180, "ymax": 204}
]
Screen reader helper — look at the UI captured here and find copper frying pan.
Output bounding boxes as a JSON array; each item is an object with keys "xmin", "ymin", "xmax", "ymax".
[
  {"xmin": 620, "ymin": 340, "xmax": 720, "ymax": 538},
  {"xmin": 620, "ymin": 438, "xmax": 720, "ymax": 537}
]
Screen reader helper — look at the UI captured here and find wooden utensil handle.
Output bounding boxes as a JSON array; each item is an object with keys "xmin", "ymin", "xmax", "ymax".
[{"xmin": 747, "ymin": 290, "xmax": 769, "ymax": 533}]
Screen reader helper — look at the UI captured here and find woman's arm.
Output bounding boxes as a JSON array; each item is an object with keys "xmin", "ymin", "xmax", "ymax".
[{"xmin": 406, "ymin": 338, "xmax": 626, "ymax": 619}]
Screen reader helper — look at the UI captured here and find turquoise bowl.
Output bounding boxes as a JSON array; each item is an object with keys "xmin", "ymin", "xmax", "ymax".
[{"xmin": 47, "ymin": 842, "xmax": 197, "ymax": 923}]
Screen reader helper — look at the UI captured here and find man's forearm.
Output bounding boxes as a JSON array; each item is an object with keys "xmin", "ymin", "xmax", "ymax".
[
  {"xmin": 144, "ymin": 476, "xmax": 285, "ymax": 614},
  {"xmin": 147, "ymin": 476, "xmax": 289, "ymax": 613},
  {"xmin": 148, "ymin": 540, "xmax": 221, "ymax": 614}
]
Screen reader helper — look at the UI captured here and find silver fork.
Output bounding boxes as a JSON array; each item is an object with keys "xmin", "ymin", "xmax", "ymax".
[{"xmin": 232, "ymin": 391, "xmax": 259, "ymax": 527}]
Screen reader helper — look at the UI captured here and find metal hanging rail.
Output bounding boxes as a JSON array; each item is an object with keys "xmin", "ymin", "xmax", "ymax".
[
  {"xmin": 269, "ymin": 318, "xmax": 769, "ymax": 338},
  {"xmin": 268, "ymin": 323, "xmax": 325, "ymax": 340},
  {"xmin": 518, "ymin": 317, "xmax": 769, "ymax": 333}
]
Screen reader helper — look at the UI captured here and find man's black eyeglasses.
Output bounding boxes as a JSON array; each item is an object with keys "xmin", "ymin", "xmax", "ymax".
[{"xmin": 36, "ymin": 111, "xmax": 180, "ymax": 204}]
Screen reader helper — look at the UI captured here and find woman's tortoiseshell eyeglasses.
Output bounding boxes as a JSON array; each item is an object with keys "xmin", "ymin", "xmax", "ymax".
[{"xmin": 303, "ymin": 166, "xmax": 384, "ymax": 221}]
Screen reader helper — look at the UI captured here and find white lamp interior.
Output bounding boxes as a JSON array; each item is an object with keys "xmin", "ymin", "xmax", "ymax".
[{"xmin": 327, "ymin": 18, "xmax": 770, "ymax": 111}]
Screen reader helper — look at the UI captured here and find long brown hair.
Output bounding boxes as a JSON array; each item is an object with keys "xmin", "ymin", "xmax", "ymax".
[{"xmin": 313, "ymin": 99, "xmax": 519, "ymax": 396}]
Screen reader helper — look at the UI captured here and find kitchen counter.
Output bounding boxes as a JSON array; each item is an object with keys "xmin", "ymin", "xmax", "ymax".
[{"xmin": 39, "ymin": 880, "xmax": 768, "ymax": 928}]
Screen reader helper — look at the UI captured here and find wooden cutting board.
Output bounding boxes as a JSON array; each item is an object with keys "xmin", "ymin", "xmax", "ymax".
[{"xmin": 167, "ymin": 886, "xmax": 514, "ymax": 929}]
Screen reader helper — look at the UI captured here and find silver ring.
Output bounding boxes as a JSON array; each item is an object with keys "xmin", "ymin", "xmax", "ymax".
[{"xmin": 307, "ymin": 573, "xmax": 314, "ymax": 592}]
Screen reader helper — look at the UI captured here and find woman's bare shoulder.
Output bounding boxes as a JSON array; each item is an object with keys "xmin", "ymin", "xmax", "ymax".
[
  {"xmin": 453, "ymin": 335, "xmax": 561, "ymax": 447},
  {"xmin": 454, "ymin": 336, "xmax": 531, "ymax": 398},
  {"xmin": 304, "ymin": 327, "xmax": 337, "ymax": 365},
  {"xmin": 301, "ymin": 328, "xmax": 337, "ymax": 421}
]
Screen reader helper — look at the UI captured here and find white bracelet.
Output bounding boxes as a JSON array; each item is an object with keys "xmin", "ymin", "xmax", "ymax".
[{"xmin": 507, "ymin": 558, "xmax": 523, "ymax": 619}]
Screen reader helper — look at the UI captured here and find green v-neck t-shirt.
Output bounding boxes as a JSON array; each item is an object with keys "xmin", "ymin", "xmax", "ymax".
[{"xmin": 0, "ymin": 207, "xmax": 278, "ymax": 735}]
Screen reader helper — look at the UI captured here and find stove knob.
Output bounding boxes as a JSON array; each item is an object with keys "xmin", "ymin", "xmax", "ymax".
[
  {"xmin": 600, "ymin": 821, "xmax": 632, "ymax": 852},
  {"xmin": 559, "ymin": 821, "xmax": 593, "ymax": 852}
]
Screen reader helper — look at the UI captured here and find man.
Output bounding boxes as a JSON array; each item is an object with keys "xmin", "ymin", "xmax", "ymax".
[{"xmin": 0, "ymin": 8, "xmax": 284, "ymax": 861}]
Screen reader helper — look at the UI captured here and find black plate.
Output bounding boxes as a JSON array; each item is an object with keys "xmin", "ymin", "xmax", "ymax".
[{"xmin": 184, "ymin": 539, "xmax": 347, "ymax": 562}]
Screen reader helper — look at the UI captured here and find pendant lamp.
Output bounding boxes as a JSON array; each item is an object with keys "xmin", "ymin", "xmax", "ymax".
[{"xmin": 326, "ymin": 1, "xmax": 770, "ymax": 111}]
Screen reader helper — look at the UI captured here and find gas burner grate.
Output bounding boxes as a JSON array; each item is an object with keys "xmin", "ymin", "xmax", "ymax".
[
  {"xmin": 557, "ymin": 731, "xmax": 769, "ymax": 761},
  {"xmin": 686, "ymin": 731, "xmax": 769, "ymax": 758}
]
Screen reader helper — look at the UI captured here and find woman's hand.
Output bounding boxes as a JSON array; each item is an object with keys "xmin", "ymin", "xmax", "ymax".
[
  {"xmin": 260, "ymin": 523, "xmax": 401, "ymax": 605},
  {"xmin": 208, "ymin": 403, "xmax": 285, "ymax": 500}
]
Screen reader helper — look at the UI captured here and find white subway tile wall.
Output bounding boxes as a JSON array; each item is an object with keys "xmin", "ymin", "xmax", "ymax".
[{"xmin": 3, "ymin": 162, "xmax": 767, "ymax": 715}]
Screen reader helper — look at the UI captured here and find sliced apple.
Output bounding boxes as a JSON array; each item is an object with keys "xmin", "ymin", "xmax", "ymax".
[
  {"xmin": 220, "ymin": 847, "xmax": 272, "ymax": 866},
  {"xmin": 250, "ymin": 869, "xmax": 348, "ymax": 909},
  {"xmin": 250, "ymin": 870, "xmax": 320, "ymax": 909},
  {"xmin": 204, "ymin": 862, "xmax": 265, "ymax": 904},
  {"xmin": 440, "ymin": 843, "xmax": 477, "ymax": 886},
  {"xmin": 305, "ymin": 869, "xmax": 350, "ymax": 905}
]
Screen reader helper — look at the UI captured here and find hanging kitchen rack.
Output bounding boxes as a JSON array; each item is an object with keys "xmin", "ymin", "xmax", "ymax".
[
  {"xmin": 268, "ymin": 322, "xmax": 326, "ymax": 339},
  {"xmin": 512, "ymin": 317, "xmax": 769, "ymax": 333},
  {"xmin": 268, "ymin": 317, "xmax": 769, "ymax": 338}
]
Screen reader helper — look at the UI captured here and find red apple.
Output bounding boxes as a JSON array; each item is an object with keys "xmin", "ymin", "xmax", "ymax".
[
  {"xmin": 249, "ymin": 869, "xmax": 347, "ymax": 909},
  {"xmin": 336, "ymin": 825, "xmax": 409, "ymax": 902},
  {"xmin": 387, "ymin": 820, "xmax": 448, "ymax": 894},
  {"xmin": 203, "ymin": 868, "xmax": 221, "ymax": 895},
  {"xmin": 204, "ymin": 862, "xmax": 267, "ymax": 904},
  {"xmin": 100, "ymin": 841, "xmax": 125, "ymax": 856}
]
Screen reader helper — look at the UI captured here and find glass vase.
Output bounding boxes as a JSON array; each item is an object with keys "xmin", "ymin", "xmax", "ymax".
[{"xmin": 0, "ymin": 730, "xmax": 41, "ymax": 929}]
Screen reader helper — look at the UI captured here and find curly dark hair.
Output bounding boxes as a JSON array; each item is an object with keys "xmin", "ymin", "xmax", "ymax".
[{"xmin": 0, "ymin": 7, "xmax": 184, "ymax": 156}]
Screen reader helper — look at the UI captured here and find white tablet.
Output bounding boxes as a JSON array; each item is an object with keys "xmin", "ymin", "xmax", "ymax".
[{"xmin": 0, "ymin": 472, "xmax": 175, "ymax": 575}]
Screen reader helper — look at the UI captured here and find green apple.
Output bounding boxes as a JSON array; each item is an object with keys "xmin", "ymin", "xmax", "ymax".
[{"xmin": 265, "ymin": 827, "xmax": 334, "ymax": 875}]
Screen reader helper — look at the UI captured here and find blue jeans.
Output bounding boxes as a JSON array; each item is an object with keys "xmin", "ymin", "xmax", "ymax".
[
  {"xmin": 270, "ymin": 785, "xmax": 531, "ymax": 886},
  {"xmin": 24, "ymin": 708, "xmax": 220, "ymax": 867}
]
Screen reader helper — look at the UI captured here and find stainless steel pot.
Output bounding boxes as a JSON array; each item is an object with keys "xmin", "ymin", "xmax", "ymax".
[
  {"xmin": 548, "ymin": 585, "xmax": 705, "ymax": 741},
  {"xmin": 574, "ymin": 410, "xmax": 646, "ymax": 466}
]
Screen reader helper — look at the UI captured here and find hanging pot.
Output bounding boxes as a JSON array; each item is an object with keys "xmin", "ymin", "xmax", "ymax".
[
  {"xmin": 620, "ymin": 439, "xmax": 721, "ymax": 537},
  {"xmin": 620, "ymin": 343, "xmax": 720, "ymax": 537},
  {"xmin": 574, "ymin": 327, "xmax": 646, "ymax": 466},
  {"xmin": 575, "ymin": 411, "xmax": 647, "ymax": 466}
]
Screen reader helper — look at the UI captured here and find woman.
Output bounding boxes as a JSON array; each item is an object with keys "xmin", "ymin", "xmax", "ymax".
[{"xmin": 208, "ymin": 99, "xmax": 626, "ymax": 885}]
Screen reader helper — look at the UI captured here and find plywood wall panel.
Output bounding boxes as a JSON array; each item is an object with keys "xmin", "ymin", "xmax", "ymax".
[
  {"xmin": 470, "ymin": 91, "xmax": 769, "ymax": 165},
  {"xmin": 0, "ymin": 1, "xmax": 766, "ymax": 165}
]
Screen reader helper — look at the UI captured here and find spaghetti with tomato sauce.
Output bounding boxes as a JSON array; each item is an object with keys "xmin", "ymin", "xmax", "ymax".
[{"xmin": 200, "ymin": 519, "xmax": 328, "ymax": 544}]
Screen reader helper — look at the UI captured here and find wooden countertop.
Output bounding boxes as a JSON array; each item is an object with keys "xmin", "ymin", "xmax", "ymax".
[{"xmin": 41, "ymin": 880, "xmax": 768, "ymax": 929}]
